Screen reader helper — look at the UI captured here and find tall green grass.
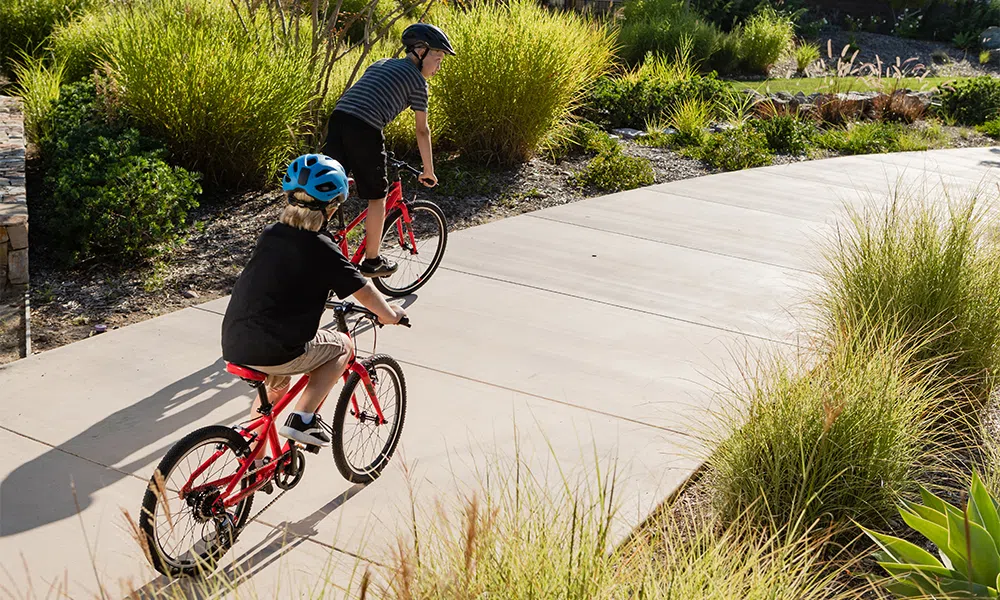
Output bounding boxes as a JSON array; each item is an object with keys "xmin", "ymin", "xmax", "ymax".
[
  {"xmin": 385, "ymin": 456, "xmax": 859, "ymax": 599},
  {"xmin": 736, "ymin": 6, "xmax": 794, "ymax": 74},
  {"xmin": 710, "ymin": 324, "xmax": 949, "ymax": 535},
  {"xmin": 50, "ymin": 6, "xmax": 113, "ymax": 83},
  {"xmin": 102, "ymin": 0, "xmax": 316, "ymax": 188},
  {"xmin": 0, "ymin": 0, "xmax": 91, "ymax": 75},
  {"xmin": 432, "ymin": 0, "xmax": 614, "ymax": 165},
  {"xmin": 818, "ymin": 191, "xmax": 1000, "ymax": 411},
  {"xmin": 12, "ymin": 54, "xmax": 66, "ymax": 143}
]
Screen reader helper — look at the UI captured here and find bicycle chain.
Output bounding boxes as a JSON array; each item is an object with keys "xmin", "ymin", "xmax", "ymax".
[{"xmin": 246, "ymin": 487, "xmax": 289, "ymax": 525}]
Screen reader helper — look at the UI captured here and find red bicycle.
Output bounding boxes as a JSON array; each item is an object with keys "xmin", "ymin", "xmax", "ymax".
[
  {"xmin": 138, "ymin": 302, "xmax": 408, "ymax": 577},
  {"xmin": 335, "ymin": 153, "xmax": 448, "ymax": 297}
]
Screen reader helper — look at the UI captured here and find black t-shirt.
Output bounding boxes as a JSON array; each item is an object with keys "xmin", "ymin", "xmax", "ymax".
[{"xmin": 221, "ymin": 223, "xmax": 367, "ymax": 366}]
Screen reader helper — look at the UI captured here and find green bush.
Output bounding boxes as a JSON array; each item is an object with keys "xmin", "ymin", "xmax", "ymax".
[
  {"xmin": 751, "ymin": 115, "xmax": 816, "ymax": 155},
  {"xmin": 816, "ymin": 122, "xmax": 904, "ymax": 155},
  {"xmin": 573, "ymin": 146, "xmax": 654, "ymax": 192},
  {"xmin": 584, "ymin": 69, "xmax": 727, "ymax": 130},
  {"xmin": 818, "ymin": 192, "xmax": 1000, "ymax": 411},
  {"xmin": 698, "ymin": 126, "xmax": 773, "ymax": 171},
  {"xmin": 917, "ymin": 0, "xmax": 1000, "ymax": 43},
  {"xmin": 617, "ymin": 0, "xmax": 722, "ymax": 67},
  {"xmin": 433, "ymin": 0, "xmax": 614, "ymax": 165},
  {"xmin": 977, "ymin": 118, "xmax": 1000, "ymax": 137},
  {"xmin": 737, "ymin": 6, "xmax": 795, "ymax": 74},
  {"xmin": 937, "ymin": 75, "xmax": 1000, "ymax": 125},
  {"xmin": 0, "ymin": 0, "xmax": 91, "ymax": 75},
  {"xmin": 38, "ymin": 80, "xmax": 201, "ymax": 265},
  {"xmin": 101, "ymin": 0, "xmax": 315, "ymax": 188},
  {"xmin": 711, "ymin": 325, "xmax": 947, "ymax": 535}
]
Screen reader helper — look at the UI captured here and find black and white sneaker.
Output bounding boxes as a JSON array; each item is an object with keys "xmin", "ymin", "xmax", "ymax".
[
  {"xmin": 279, "ymin": 413, "xmax": 331, "ymax": 447},
  {"xmin": 359, "ymin": 255, "xmax": 399, "ymax": 278}
]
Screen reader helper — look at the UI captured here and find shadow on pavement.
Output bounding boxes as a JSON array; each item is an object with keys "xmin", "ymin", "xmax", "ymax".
[
  {"xmin": 1, "ymin": 359, "xmax": 249, "ymax": 536},
  {"xmin": 128, "ymin": 483, "xmax": 369, "ymax": 600}
]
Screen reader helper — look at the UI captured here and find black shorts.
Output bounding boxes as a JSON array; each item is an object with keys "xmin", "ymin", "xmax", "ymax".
[{"xmin": 323, "ymin": 111, "xmax": 388, "ymax": 201}]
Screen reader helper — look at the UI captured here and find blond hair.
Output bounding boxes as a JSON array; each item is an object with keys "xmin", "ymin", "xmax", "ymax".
[{"xmin": 280, "ymin": 191, "xmax": 326, "ymax": 231}]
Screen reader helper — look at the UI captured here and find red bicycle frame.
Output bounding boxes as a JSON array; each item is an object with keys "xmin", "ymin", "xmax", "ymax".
[
  {"xmin": 179, "ymin": 351, "xmax": 385, "ymax": 509},
  {"xmin": 333, "ymin": 179, "xmax": 418, "ymax": 265}
]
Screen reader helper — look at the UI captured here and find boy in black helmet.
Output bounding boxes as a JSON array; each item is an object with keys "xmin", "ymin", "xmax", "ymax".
[{"xmin": 324, "ymin": 23, "xmax": 455, "ymax": 278}]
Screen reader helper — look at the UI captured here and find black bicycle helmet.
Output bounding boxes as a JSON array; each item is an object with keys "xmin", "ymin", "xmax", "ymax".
[{"xmin": 402, "ymin": 23, "xmax": 456, "ymax": 56}]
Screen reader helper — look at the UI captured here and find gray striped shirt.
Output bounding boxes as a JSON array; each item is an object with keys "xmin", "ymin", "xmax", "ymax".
[{"xmin": 335, "ymin": 58, "xmax": 428, "ymax": 130}]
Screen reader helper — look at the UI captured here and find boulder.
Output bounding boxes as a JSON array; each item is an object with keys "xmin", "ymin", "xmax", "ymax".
[
  {"xmin": 611, "ymin": 127, "xmax": 646, "ymax": 140},
  {"xmin": 983, "ymin": 26, "xmax": 1000, "ymax": 50}
]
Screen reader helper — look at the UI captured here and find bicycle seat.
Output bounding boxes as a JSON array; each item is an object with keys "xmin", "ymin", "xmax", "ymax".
[{"xmin": 225, "ymin": 362, "xmax": 267, "ymax": 383}]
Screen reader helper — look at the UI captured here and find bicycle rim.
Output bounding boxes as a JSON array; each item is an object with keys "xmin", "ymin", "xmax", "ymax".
[{"xmin": 373, "ymin": 201, "xmax": 447, "ymax": 297}]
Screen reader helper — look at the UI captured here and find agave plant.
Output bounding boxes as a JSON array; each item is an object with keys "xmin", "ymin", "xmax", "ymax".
[{"xmin": 863, "ymin": 472, "xmax": 1000, "ymax": 598}]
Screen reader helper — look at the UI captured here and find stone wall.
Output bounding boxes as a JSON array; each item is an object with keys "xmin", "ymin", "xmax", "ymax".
[{"xmin": 0, "ymin": 96, "xmax": 28, "ymax": 361}]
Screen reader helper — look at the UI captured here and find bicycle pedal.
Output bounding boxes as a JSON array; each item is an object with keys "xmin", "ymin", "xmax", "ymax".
[{"xmin": 304, "ymin": 444, "xmax": 321, "ymax": 454}]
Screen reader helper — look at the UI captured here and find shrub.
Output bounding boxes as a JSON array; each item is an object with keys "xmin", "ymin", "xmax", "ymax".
[
  {"xmin": 11, "ymin": 54, "xmax": 66, "ymax": 143},
  {"xmin": 738, "ymin": 6, "xmax": 795, "ymax": 74},
  {"xmin": 37, "ymin": 79, "xmax": 201, "ymax": 265},
  {"xmin": 937, "ymin": 75, "xmax": 1000, "ymax": 125},
  {"xmin": 711, "ymin": 325, "xmax": 947, "ymax": 535},
  {"xmin": 101, "ymin": 0, "xmax": 316, "ymax": 188},
  {"xmin": 573, "ymin": 146, "xmax": 654, "ymax": 192},
  {"xmin": 917, "ymin": 0, "xmax": 1000, "ymax": 43},
  {"xmin": 584, "ymin": 68, "xmax": 727, "ymax": 130},
  {"xmin": 816, "ymin": 122, "xmax": 904, "ymax": 155},
  {"xmin": 698, "ymin": 126, "xmax": 773, "ymax": 171},
  {"xmin": 751, "ymin": 114, "xmax": 816, "ymax": 154},
  {"xmin": 617, "ymin": 0, "xmax": 722, "ymax": 66},
  {"xmin": 665, "ymin": 97, "xmax": 712, "ymax": 146},
  {"xmin": 433, "ymin": 0, "xmax": 614, "ymax": 165},
  {"xmin": 953, "ymin": 30, "xmax": 980, "ymax": 50},
  {"xmin": 0, "ymin": 0, "xmax": 91, "ymax": 75},
  {"xmin": 793, "ymin": 42, "xmax": 820, "ymax": 74},
  {"xmin": 977, "ymin": 118, "xmax": 1000, "ymax": 137},
  {"xmin": 818, "ymin": 191, "xmax": 1000, "ymax": 411}
]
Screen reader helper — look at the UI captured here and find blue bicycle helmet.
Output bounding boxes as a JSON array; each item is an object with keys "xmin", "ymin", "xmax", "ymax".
[{"xmin": 281, "ymin": 154, "xmax": 349, "ymax": 210}]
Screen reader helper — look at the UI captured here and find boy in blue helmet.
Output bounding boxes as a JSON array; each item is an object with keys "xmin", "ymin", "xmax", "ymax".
[
  {"xmin": 222, "ymin": 154, "xmax": 407, "ymax": 447},
  {"xmin": 324, "ymin": 22, "xmax": 455, "ymax": 278}
]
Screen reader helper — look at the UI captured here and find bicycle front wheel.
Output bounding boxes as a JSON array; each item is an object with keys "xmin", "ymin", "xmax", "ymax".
[
  {"xmin": 139, "ymin": 426, "xmax": 254, "ymax": 577},
  {"xmin": 331, "ymin": 354, "xmax": 407, "ymax": 483},
  {"xmin": 372, "ymin": 200, "xmax": 448, "ymax": 297}
]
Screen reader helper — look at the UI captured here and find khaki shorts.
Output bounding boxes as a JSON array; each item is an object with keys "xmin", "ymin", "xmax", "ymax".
[{"xmin": 249, "ymin": 329, "xmax": 350, "ymax": 390}]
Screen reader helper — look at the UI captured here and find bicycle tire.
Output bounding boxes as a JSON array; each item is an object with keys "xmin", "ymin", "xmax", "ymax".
[
  {"xmin": 372, "ymin": 200, "xmax": 448, "ymax": 297},
  {"xmin": 331, "ymin": 354, "xmax": 407, "ymax": 483},
  {"xmin": 139, "ymin": 425, "xmax": 254, "ymax": 577}
]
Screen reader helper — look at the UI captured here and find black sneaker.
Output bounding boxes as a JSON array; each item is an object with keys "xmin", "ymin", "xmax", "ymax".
[
  {"xmin": 358, "ymin": 255, "xmax": 399, "ymax": 278},
  {"xmin": 279, "ymin": 413, "xmax": 331, "ymax": 447}
]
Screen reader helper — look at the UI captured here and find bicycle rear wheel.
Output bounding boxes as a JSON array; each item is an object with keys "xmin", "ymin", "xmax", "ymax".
[
  {"xmin": 139, "ymin": 426, "xmax": 255, "ymax": 577},
  {"xmin": 330, "ymin": 354, "xmax": 407, "ymax": 483},
  {"xmin": 372, "ymin": 200, "xmax": 448, "ymax": 297}
]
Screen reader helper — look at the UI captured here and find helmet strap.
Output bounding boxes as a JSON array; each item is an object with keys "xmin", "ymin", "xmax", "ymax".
[{"xmin": 411, "ymin": 46, "xmax": 429, "ymax": 70}]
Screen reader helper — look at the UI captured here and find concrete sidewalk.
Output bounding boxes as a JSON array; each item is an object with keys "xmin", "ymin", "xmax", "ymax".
[{"xmin": 1, "ymin": 148, "xmax": 998, "ymax": 598}]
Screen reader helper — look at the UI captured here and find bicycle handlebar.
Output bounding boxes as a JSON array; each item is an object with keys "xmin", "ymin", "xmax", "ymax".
[
  {"xmin": 386, "ymin": 152, "xmax": 422, "ymax": 178},
  {"xmin": 326, "ymin": 300, "xmax": 411, "ymax": 328}
]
